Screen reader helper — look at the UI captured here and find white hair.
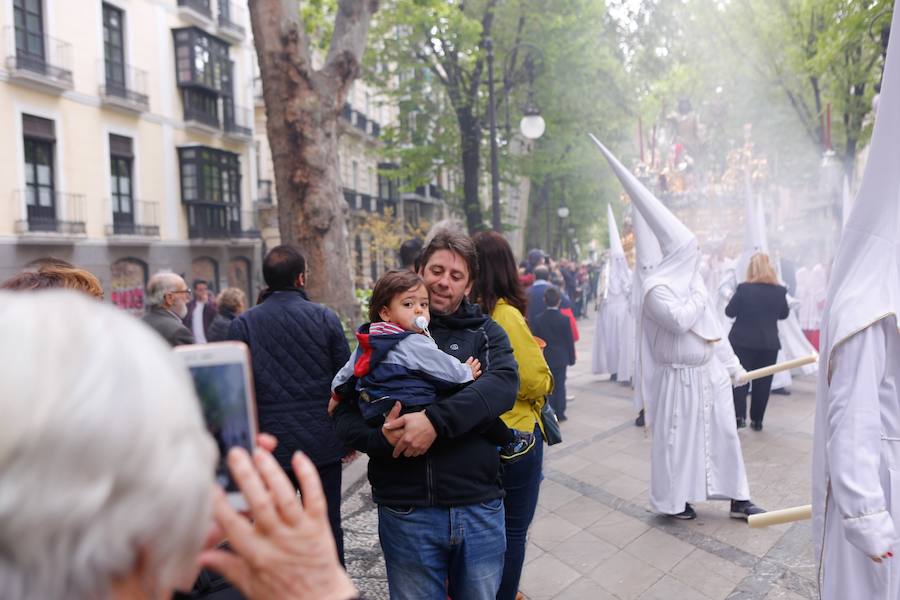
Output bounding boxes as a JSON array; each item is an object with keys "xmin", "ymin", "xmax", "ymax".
[
  {"xmin": 146, "ymin": 271, "xmax": 184, "ymax": 308},
  {"xmin": 423, "ymin": 219, "xmax": 468, "ymax": 248},
  {"xmin": 0, "ymin": 291, "xmax": 217, "ymax": 599}
]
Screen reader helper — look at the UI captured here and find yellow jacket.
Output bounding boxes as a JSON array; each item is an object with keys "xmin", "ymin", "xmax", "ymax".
[{"xmin": 491, "ymin": 299, "xmax": 553, "ymax": 435}]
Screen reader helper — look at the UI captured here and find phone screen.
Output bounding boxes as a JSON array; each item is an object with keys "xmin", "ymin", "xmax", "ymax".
[{"xmin": 187, "ymin": 363, "xmax": 253, "ymax": 492}]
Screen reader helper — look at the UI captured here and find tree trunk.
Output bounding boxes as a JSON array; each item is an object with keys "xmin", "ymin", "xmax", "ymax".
[
  {"xmin": 458, "ymin": 106, "xmax": 484, "ymax": 233},
  {"xmin": 249, "ymin": 0, "xmax": 378, "ymax": 323}
]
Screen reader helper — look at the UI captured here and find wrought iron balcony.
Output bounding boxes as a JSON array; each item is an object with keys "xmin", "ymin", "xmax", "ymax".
[
  {"xmin": 224, "ymin": 104, "xmax": 253, "ymax": 140},
  {"xmin": 4, "ymin": 27, "xmax": 73, "ymax": 93},
  {"xmin": 217, "ymin": 0, "xmax": 246, "ymax": 42},
  {"xmin": 98, "ymin": 61, "xmax": 149, "ymax": 113},
  {"xmin": 13, "ymin": 190, "xmax": 85, "ymax": 235},
  {"xmin": 105, "ymin": 199, "xmax": 160, "ymax": 238}
]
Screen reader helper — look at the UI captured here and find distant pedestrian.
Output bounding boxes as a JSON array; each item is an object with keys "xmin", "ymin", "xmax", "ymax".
[
  {"xmin": 183, "ymin": 279, "xmax": 217, "ymax": 343},
  {"xmin": 228, "ymin": 245, "xmax": 350, "ymax": 564},
  {"xmin": 398, "ymin": 237, "xmax": 423, "ymax": 271},
  {"xmin": 207, "ymin": 287, "xmax": 246, "ymax": 342},
  {"xmin": 531, "ymin": 286, "xmax": 575, "ymax": 422},
  {"xmin": 142, "ymin": 272, "xmax": 194, "ymax": 347}
]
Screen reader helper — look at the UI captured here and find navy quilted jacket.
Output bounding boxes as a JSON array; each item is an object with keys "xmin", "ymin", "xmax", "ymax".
[{"xmin": 228, "ymin": 289, "xmax": 350, "ymax": 468}]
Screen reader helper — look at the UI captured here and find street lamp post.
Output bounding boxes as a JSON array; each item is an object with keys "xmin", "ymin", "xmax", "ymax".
[
  {"xmin": 557, "ymin": 205, "xmax": 569, "ymax": 258},
  {"xmin": 486, "ymin": 38, "xmax": 545, "ymax": 232}
]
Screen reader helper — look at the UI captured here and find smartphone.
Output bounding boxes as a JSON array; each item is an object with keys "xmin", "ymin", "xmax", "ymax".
[{"xmin": 175, "ymin": 341, "xmax": 258, "ymax": 510}]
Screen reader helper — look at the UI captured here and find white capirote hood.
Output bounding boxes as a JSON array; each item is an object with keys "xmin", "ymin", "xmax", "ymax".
[{"xmin": 591, "ymin": 135, "xmax": 721, "ymax": 342}]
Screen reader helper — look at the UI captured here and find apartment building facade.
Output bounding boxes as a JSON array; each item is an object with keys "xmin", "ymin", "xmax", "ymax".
[{"xmin": 0, "ymin": 0, "xmax": 263, "ymax": 312}]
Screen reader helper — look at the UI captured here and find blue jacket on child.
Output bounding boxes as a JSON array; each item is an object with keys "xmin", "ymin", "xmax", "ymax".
[{"xmin": 332, "ymin": 321, "xmax": 474, "ymax": 421}]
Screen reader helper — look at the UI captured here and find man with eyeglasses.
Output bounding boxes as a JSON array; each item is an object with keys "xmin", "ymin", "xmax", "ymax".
[{"xmin": 142, "ymin": 272, "xmax": 195, "ymax": 347}]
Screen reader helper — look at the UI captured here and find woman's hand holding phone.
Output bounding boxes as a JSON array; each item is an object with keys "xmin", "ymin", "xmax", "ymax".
[{"xmin": 199, "ymin": 436, "xmax": 357, "ymax": 600}]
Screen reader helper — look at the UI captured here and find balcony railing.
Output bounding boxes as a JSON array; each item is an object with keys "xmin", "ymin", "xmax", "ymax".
[
  {"xmin": 98, "ymin": 60, "xmax": 149, "ymax": 112},
  {"xmin": 13, "ymin": 190, "xmax": 86, "ymax": 235},
  {"xmin": 186, "ymin": 203, "xmax": 257, "ymax": 239},
  {"xmin": 4, "ymin": 27, "xmax": 73, "ymax": 91},
  {"xmin": 224, "ymin": 104, "xmax": 253, "ymax": 139},
  {"xmin": 257, "ymin": 179, "xmax": 273, "ymax": 204},
  {"xmin": 217, "ymin": 0, "xmax": 246, "ymax": 40},
  {"xmin": 105, "ymin": 199, "xmax": 160, "ymax": 237},
  {"xmin": 341, "ymin": 103, "xmax": 353, "ymax": 121}
]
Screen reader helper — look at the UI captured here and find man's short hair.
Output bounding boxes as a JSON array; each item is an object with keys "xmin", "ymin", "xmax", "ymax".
[
  {"xmin": 418, "ymin": 228, "xmax": 478, "ymax": 283},
  {"xmin": 192, "ymin": 279, "xmax": 208, "ymax": 289},
  {"xmin": 544, "ymin": 286, "xmax": 561, "ymax": 307},
  {"xmin": 398, "ymin": 238, "xmax": 423, "ymax": 270},
  {"xmin": 534, "ymin": 265, "xmax": 550, "ymax": 281},
  {"xmin": 263, "ymin": 245, "xmax": 306, "ymax": 289}
]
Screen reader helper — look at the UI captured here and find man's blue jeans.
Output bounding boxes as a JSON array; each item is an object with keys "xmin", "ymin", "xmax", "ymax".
[{"xmin": 377, "ymin": 499, "xmax": 506, "ymax": 600}]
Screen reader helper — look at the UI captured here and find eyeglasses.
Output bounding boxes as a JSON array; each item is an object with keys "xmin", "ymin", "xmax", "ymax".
[{"xmin": 169, "ymin": 288, "xmax": 192, "ymax": 297}]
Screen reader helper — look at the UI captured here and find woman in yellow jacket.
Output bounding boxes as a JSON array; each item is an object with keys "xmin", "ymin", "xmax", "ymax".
[{"xmin": 472, "ymin": 231, "xmax": 553, "ymax": 600}]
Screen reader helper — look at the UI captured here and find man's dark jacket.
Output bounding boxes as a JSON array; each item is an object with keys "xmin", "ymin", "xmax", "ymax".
[
  {"xmin": 725, "ymin": 282, "xmax": 790, "ymax": 351},
  {"xmin": 142, "ymin": 307, "xmax": 194, "ymax": 347},
  {"xmin": 531, "ymin": 307, "xmax": 576, "ymax": 369},
  {"xmin": 333, "ymin": 299, "xmax": 518, "ymax": 507},
  {"xmin": 228, "ymin": 289, "xmax": 350, "ymax": 469},
  {"xmin": 525, "ymin": 280, "xmax": 572, "ymax": 323}
]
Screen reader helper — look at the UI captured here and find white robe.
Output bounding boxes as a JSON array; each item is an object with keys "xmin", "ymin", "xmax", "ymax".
[
  {"xmin": 592, "ymin": 256, "xmax": 634, "ymax": 381},
  {"xmin": 815, "ymin": 317, "xmax": 900, "ymax": 599},
  {"xmin": 643, "ymin": 284, "xmax": 751, "ymax": 514}
]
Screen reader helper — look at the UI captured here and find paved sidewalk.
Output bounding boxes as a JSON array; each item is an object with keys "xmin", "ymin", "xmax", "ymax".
[{"xmin": 341, "ymin": 312, "xmax": 819, "ymax": 599}]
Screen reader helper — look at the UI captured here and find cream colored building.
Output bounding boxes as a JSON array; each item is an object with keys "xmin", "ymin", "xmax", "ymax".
[{"xmin": 0, "ymin": 0, "xmax": 263, "ymax": 311}]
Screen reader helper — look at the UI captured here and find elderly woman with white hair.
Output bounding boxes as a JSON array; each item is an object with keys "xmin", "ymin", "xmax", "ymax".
[{"xmin": 0, "ymin": 290, "xmax": 357, "ymax": 600}]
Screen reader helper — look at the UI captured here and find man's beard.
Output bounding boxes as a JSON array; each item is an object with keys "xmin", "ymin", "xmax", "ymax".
[{"xmin": 174, "ymin": 302, "xmax": 188, "ymax": 319}]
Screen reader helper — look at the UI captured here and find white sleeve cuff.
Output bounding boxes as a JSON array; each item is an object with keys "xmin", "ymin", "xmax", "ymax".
[{"xmin": 843, "ymin": 509, "xmax": 899, "ymax": 557}]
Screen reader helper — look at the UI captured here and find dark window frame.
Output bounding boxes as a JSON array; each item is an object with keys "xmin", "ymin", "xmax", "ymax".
[
  {"xmin": 103, "ymin": 3, "xmax": 126, "ymax": 95},
  {"xmin": 109, "ymin": 135, "xmax": 134, "ymax": 232},
  {"xmin": 13, "ymin": 0, "xmax": 45, "ymax": 71},
  {"xmin": 24, "ymin": 134, "xmax": 56, "ymax": 230}
]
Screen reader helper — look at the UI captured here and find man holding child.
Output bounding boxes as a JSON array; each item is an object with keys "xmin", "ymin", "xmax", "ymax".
[{"xmin": 333, "ymin": 229, "xmax": 519, "ymax": 599}]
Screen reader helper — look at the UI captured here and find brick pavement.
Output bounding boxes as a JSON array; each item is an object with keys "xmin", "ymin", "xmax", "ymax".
[{"xmin": 341, "ymin": 312, "xmax": 818, "ymax": 599}]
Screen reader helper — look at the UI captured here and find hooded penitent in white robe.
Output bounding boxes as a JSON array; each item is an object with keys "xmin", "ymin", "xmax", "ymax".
[
  {"xmin": 812, "ymin": 6, "xmax": 900, "ymax": 598},
  {"xmin": 592, "ymin": 204, "xmax": 634, "ymax": 381},
  {"xmin": 591, "ymin": 134, "xmax": 751, "ymax": 514}
]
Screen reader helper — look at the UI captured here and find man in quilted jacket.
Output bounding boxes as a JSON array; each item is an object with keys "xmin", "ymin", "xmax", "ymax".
[{"xmin": 228, "ymin": 245, "xmax": 351, "ymax": 564}]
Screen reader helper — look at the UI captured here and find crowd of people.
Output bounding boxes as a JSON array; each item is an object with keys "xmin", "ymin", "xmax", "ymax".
[{"xmin": 0, "ymin": 224, "xmax": 589, "ymax": 600}]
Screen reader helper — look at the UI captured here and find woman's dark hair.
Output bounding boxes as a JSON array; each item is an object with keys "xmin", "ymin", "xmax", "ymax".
[
  {"xmin": 471, "ymin": 231, "xmax": 528, "ymax": 317},
  {"xmin": 369, "ymin": 270, "xmax": 427, "ymax": 323},
  {"xmin": 262, "ymin": 245, "xmax": 306, "ymax": 289}
]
